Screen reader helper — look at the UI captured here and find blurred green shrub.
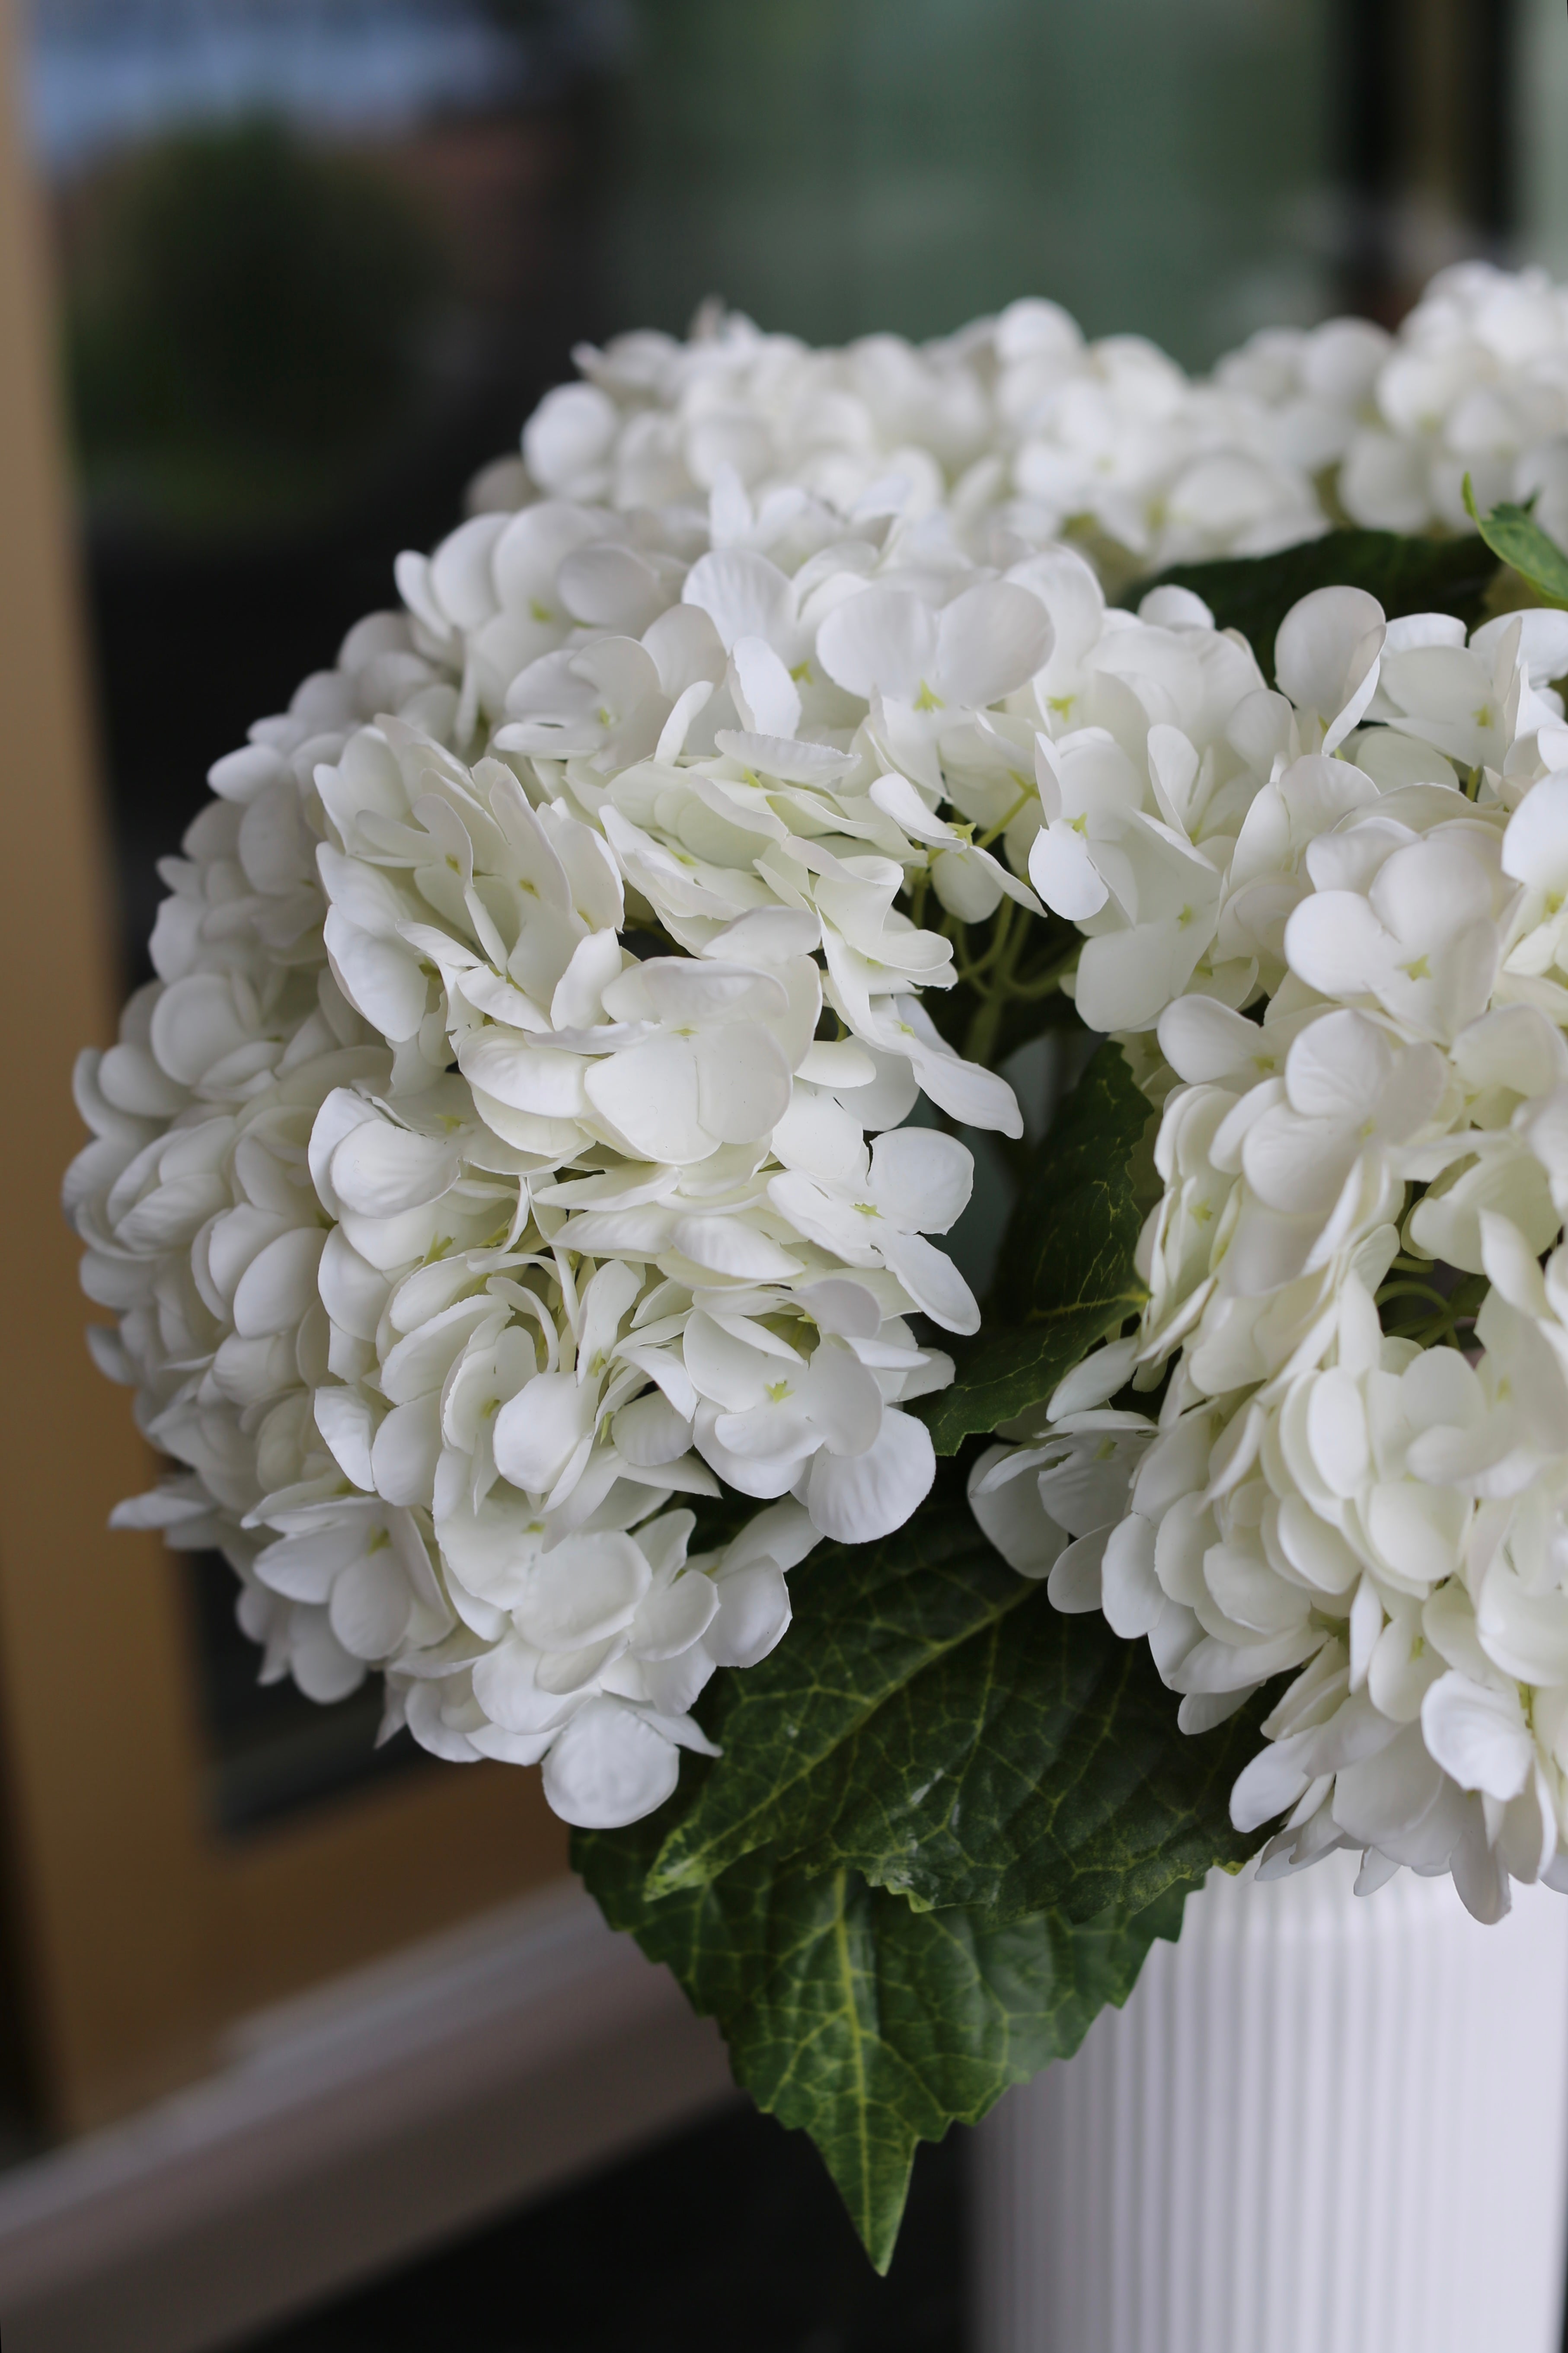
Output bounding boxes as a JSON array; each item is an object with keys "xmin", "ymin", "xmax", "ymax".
[{"xmin": 67, "ymin": 118, "xmax": 447, "ymax": 534}]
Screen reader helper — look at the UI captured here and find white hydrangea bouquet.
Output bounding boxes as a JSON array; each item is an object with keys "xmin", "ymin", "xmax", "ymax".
[{"xmin": 69, "ymin": 260, "xmax": 1568, "ymax": 2266}]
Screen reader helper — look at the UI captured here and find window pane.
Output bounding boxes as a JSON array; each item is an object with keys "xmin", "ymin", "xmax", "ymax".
[
  {"xmin": 1517, "ymin": 0, "xmax": 1568, "ymax": 278},
  {"xmin": 602, "ymin": 0, "xmax": 1335, "ymax": 366}
]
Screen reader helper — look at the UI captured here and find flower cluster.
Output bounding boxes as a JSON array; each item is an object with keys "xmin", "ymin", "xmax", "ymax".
[
  {"xmin": 513, "ymin": 300, "xmax": 1332, "ymax": 576},
  {"xmin": 1226, "ymin": 262, "xmax": 1568, "ymax": 546},
  {"xmin": 973, "ymin": 581, "xmax": 1568, "ymax": 1919},
  {"xmin": 70, "ymin": 464, "xmax": 1125, "ymax": 1829},
  {"xmin": 510, "ymin": 262, "xmax": 1568, "ymax": 586},
  {"xmin": 73, "ymin": 259, "xmax": 1568, "ymax": 1886}
]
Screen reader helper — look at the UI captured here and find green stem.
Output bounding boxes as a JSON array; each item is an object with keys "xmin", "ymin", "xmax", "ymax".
[
  {"xmin": 963, "ymin": 910, "xmax": 1032, "ymax": 1068},
  {"xmin": 1376, "ymin": 1281, "xmax": 1456, "ymax": 1310},
  {"xmin": 977, "ymin": 786, "xmax": 1031, "ymax": 851},
  {"xmin": 951, "ymin": 897, "xmax": 1018, "ymax": 986},
  {"xmin": 1005, "ymin": 947, "xmax": 1080, "ymax": 1000}
]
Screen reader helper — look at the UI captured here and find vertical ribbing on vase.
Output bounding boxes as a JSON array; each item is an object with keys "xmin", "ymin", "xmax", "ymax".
[
  {"xmin": 1133, "ymin": 1947, "xmax": 1165, "ymax": 2353},
  {"xmin": 970, "ymin": 1856, "xmax": 1568, "ymax": 2353}
]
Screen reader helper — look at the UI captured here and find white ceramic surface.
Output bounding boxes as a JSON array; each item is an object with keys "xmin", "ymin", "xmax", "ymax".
[{"xmin": 971, "ymin": 1853, "xmax": 1568, "ymax": 2353}]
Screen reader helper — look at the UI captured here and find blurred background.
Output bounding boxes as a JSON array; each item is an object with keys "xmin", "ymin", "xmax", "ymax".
[{"xmin": 0, "ymin": 1, "xmax": 1564, "ymax": 2346}]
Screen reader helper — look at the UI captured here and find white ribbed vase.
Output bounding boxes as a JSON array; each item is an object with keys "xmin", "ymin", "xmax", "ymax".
[{"xmin": 971, "ymin": 1854, "xmax": 1568, "ymax": 2353}]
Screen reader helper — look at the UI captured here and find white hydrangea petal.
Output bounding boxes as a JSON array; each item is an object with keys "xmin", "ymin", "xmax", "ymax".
[
  {"xmin": 1045, "ymin": 1524, "xmax": 1111, "ymax": 1614},
  {"xmin": 402, "ymin": 1677, "xmax": 482, "ymax": 1762},
  {"xmin": 471, "ymin": 1638, "xmax": 573, "ymax": 1735},
  {"xmin": 718, "ymin": 1497, "xmax": 820, "ymax": 1576},
  {"xmin": 558, "ymin": 544, "xmax": 673, "ymax": 634},
  {"xmin": 584, "ymin": 1036, "xmax": 708, "ymax": 1162},
  {"xmin": 875, "ymin": 1227, "xmax": 977, "ymax": 1335},
  {"xmin": 232, "ymin": 1227, "xmax": 326, "ymax": 1339},
  {"xmin": 1274, "ymin": 587, "xmax": 1385, "ymax": 753},
  {"xmin": 706, "ymin": 1559, "xmax": 792, "ymax": 1667},
  {"xmin": 632, "ymin": 1570, "xmax": 719, "ymax": 1661},
  {"xmin": 1475, "ymin": 606, "xmax": 1568, "ymax": 687},
  {"xmin": 681, "ymin": 547, "xmax": 792, "ymax": 652},
  {"xmin": 255, "ymin": 1519, "xmax": 367, "ymax": 1604},
  {"xmin": 370, "ymin": 1394, "xmax": 444, "ymax": 1509},
  {"xmin": 1101, "ymin": 1515, "xmax": 1163, "ymax": 1637},
  {"xmin": 1157, "ymin": 997, "xmax": 1271, "ymax": 1087},
  {"xmin": 1284, "ymin": 1008, "xmax": 1388, "ymax": 1122},
  {"xmin": 969, "ymin": 1444, "xmax": 1069, "ymax": 1579},
  {"xmin": 328, "ymin": 1123, "xmax": 460, "ymax": 1218},
  {"xmin": 807, "ymin": 1340, "xmax": 885, "ymax": 1459},
  {"xmin": 329, "ymin": 1553, "xmax": 415, "ymax": 1660},
  {"xmin": 933, "ymin": 582, "xmax": 1052, "ymax": 707},
  {"xmin": 1028, "ymin": 821, "xmax": 1109, "ymax": 920},
  {"xmin": 1502, "ymin": 772, "xmax": 1568, "ymax": 889},
  {"xmin": 291, "ymin": 1613, "xmax": 369, "ymax": 1706},
  {"xmin": 693, "ymin": 1023, "xmax": 794, "ymax": 1145},
  {"xmin": 1421, "ymin": 1672, "xmax": 1535, "ymax": 1802},
  {"xmin": 1331, "ymin": 1720, "xmax": 1447, "ymax": 1846},
  {"xmin": 314, "ymin": 1388, "xmax": 377, "ymax": 1491},
  {"xmin": 613, "ymin": 1390, "xmax": 696, "ymax": 1470},
  {"xmin": 867, "ymin": 1125, "xmax": 973, "ymax": 1234},
  {"xmin": 428, "ymin": 512, "xmax": 507, "ymax": 632},
  {"xmin": 149, "ymin": 974, "xmax": 255, "ymax": 1087},
  {"xmin": 1282, "ymin": 889, "xmax": 1386, "ymax": 1001},
  {"xmin": 515, "ymin": 1532, "xmax": 651, "ymax": 1653},
  {"xmin": 730, "ymin": 635, "xmax": 802, "ymax": 737},
  {"xmin": 541, "ymin": 1698, "xmax": 681, "ymax": 1828},
  {"xmin": 493, "ymin": 1371, "xmax": 598, "ymax": 1496},
  {"xmin": 805, "ymin": 1406, "xmax": 934, "ymax": 1543},
  {"xmin": 814, "ymin": 586, "xmax": 936, "ymax": 702},
  {"xmin": 523, "ymin": 383, "xmax": 618, "ymax": 496}
]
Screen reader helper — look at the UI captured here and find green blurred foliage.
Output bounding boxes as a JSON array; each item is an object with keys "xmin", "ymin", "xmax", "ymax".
[
  {"xmin": 67, "ymin": 118, "xmax": 447, "ymax": 535},
  {"xmin": 605, "ymin": 0, "xmax": 1334, "ymax": 362}
]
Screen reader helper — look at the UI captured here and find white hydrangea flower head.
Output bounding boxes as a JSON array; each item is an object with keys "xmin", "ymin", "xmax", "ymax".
[
  {"xmin": 81, "ymin": 444, "xmax": 1164, "ymax": 1832},
  {"xmin": 74, "ymin": 266, "xmax": 1568, "ymax": 1875},
  {"xmin": 1212, "ymin": 264, "xmax": 1568, "ymax": 555},
  {"xmin": 485, "ymin": 264, "xmax": 1568, "ymax": 601},
  {"xmin": 492, "ymin": 298, "xmax": 1340, "ymax": 585},
  {"xmin": 972, "ymin": 578, "xmax": 1568, "ymax": 1921}
]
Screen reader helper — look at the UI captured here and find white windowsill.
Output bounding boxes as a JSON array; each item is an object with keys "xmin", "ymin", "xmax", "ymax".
[{"xmin": 0, "ymin": 1880, "xmax": 734, "ymax": 2353}]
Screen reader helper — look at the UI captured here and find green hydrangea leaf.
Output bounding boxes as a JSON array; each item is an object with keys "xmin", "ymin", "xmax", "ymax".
[
  {"xmin": 575, "ymin": 1806, "xmax": 1197, "ymax": 2273},
  {"xmin": 1134, "ymin": 525, "xmax": 1498, "ymax": 679},
  {"xmin": 1463, "ymin": 481, "xmax": 1568, "ymax": 607},
  {"xmin": 646, "ymin": 1483, "xmax": 1265, "ymax": 1918},
  {"xmin": 648, "ymin": 1486, "xmax": 1026, "ymax": 1895},
  {"xmin": 726, "ymin": 1542, "xmax": 1268, "ymax": 1927},
  {"xmin": 923, "ymin": 1040, "xmax": 1150, "ymax": 1455}
]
